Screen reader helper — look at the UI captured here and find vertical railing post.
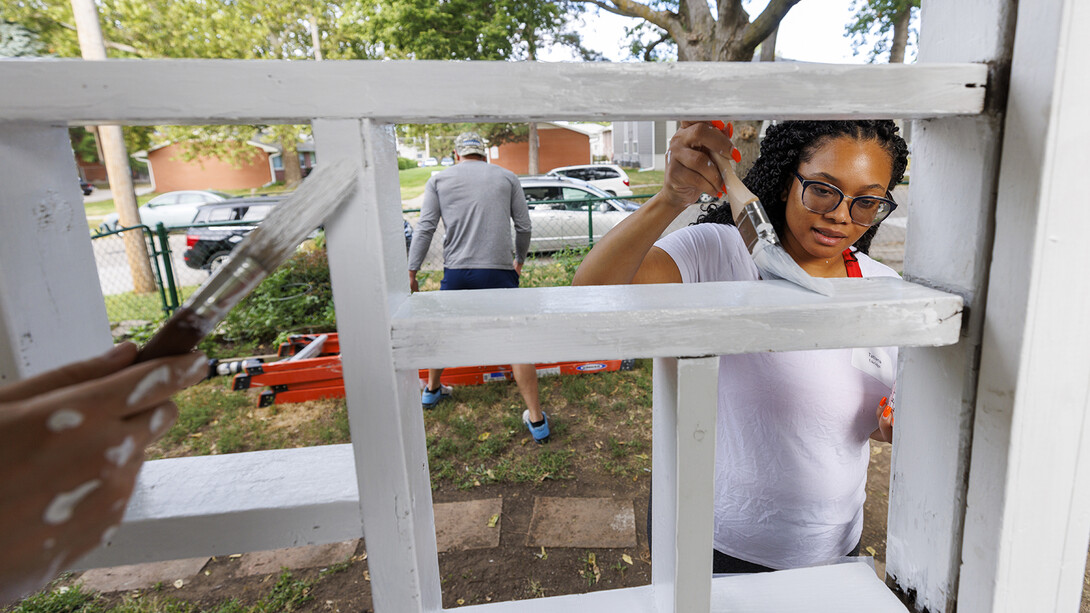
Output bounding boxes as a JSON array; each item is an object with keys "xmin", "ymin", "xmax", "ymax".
[
  {"xmin": 0, "ymin": 123, "xmax": 112, "ymax": 379},
  {"xmin": 958, "ymin": 0, "xmax": 1090, "ymax": 610},
  {"xmin": 651, "ymin": 356, "xmax": 718, "ymax": 613},
  {"xmin": 314, "ymin": 118, "xmax": 442, "ymax": 613},
  {"xmin": 885, "ymin": 0, "xmax": 1016, "ymax": 609}
]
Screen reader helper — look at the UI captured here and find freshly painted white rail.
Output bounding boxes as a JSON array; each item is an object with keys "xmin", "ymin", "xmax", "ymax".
[
  {"xmin": 391, "ymin": 278, "xmax": 963, "ymax": 369},
  {"xmin": 77, "ymin": 445, "xmax": 361, "ymax": 568},
  {"xmin": 0, "ymin": 60, "xmax": 985, "ymax": 125}
]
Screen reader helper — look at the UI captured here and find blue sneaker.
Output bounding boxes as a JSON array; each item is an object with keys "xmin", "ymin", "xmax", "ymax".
[
  {"xmin": 421, "ymin": 384, "xmax": 452, "ymax": 409},
  {"xmin": 522, "ymin": 409, "xmax": 550, "ymax": 444}
]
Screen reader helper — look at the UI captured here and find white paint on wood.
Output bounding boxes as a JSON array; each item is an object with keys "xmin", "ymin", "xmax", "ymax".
[
  {"xmin": 0, "ymin": 123, "xmax": 112, "ymax": 382},
  {"xmin": 391, "ymin": 278, "xmax": 962, "ymax": 369},
  {"xmin": 0, "ymin": 60, "xmax": 984, "ymax": 126},
  {"xmin": 314, "ymin": 119, "xmax": 442, "ymax": 613},
  {"xmin": 651, "ymin": 358, "xmax": 680, "ymax": 613},
  {"xmin": 958, "ymin": 0, "xmax": 1090, "ymax": 610},
  {"xmin": 74, "ymin": 445, "xmax": 361, "ymax": 568},
  {"xmin": 452, "ymin": 562, "xmax": 905, "ymax": 612},
  {"xmin": 885, "ymin": 1, "xmax": 1017, "ymax": 608},
  {"xmin": 650, "ymin": 357, "xmax": 718, "ymax": 613}
]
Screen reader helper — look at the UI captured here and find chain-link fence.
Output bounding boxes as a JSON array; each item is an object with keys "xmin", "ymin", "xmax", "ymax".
[
  {"xmin": 91, "ymin": 225, "xmax": 178, "ymax": 328},
  {"xmin": 91, "ymin": 220, "xmax": 263, "ymax": 332}
]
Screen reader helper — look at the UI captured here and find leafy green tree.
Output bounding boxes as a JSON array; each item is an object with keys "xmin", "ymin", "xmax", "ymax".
[
  {"xmin": 845, "ymin": 0, "xmax": 918, "ymax": 63},
  {"xmin": 571, "ymin": 0, "xmax": 802, "ymax": 167},
  {"xmin": 0, "ymin": 20, "xmax": 46, "ymax": 56},
  {"xmin": 366, "ymin": 0, "xmax": 594, "ymax": 172}
]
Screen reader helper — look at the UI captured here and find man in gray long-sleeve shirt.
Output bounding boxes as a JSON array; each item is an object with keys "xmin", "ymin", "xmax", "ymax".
[{"xmin": 407, "ymin": 132, "xmax": 550, "ymax": 443}]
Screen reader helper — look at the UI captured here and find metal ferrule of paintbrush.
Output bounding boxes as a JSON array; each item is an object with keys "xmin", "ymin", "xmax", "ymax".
[
  {"xmin": 135, "ymin": 254, "xmax": 270, "ymax": 362},
  {"xmin": 183, "ymin": 254, "xmax": 269, "ymax": 331},
  {"xmin": 734, "ymin": 200, "xmax": 780, "ymax": 255}
]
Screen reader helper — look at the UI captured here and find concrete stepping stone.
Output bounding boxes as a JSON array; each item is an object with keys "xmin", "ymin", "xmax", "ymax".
[
  {"xmin": 434, "ymin": 497, "xmax": 503, "ymax": 553},
  {"xmin": 77, "ymin": 557, "xmax": 209, "ymax": 593},
  {"xmin": 526, "ymin": 497, "xmax": 636, "ymax": 548},
  {"xmin": 238, "ymin": 540, "xmax": 359, "ymax": 576}
]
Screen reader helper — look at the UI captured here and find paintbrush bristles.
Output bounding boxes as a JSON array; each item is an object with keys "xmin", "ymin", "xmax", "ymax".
[{"xmin": 235, "ymin": 159, "xmax": 358, "ymax": 268}]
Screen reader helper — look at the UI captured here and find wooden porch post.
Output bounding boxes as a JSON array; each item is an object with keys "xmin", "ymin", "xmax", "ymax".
[{"xmin": 958, "ymin": 0, "xmax": 1090, "ymax": 610}]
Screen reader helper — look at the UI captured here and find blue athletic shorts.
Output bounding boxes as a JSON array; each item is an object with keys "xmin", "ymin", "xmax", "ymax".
[{"xmin": 440, "ymin": 268, "xmax": 519, "ymax": 291}]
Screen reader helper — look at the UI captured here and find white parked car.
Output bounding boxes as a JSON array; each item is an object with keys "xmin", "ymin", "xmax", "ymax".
[
  {"xmin": 99, "ymin": 190, "xmax": 233, "ymax": 234},
  {"xmin": 519, "ymin": 176, "xmax": 640, "ymax": 252},
  {"xmin": 546, "ymin": 164, "xmax": 633, "ymax": 197}
]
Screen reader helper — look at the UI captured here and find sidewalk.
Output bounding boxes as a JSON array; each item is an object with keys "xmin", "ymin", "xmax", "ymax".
[
  {"xmin": 73, "ymin": 496, "xmax": 637, "ymax": 594},
  {"xmin": 83, "ymin": 183, "xmax": 155, "ymax": 204}
]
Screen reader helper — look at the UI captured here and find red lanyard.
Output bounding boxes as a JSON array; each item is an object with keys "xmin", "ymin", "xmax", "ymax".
[{"xmin": 842, "ymin": 248, "xmax": 862, "ymax": 278}]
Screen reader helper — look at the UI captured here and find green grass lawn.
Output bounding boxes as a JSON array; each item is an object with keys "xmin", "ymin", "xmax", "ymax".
[
  {"xmin": 628, "ymin": 168, "xmax": 664, "ymax": 195},
  {"xmin": 400, "ymin": 165, "xmax": 441, "ymax": 202}
]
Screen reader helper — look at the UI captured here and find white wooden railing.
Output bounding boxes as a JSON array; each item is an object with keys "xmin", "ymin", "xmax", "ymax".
[{"xmin": 2, "ymin": 0, "xmax": 1088, "ymax": 611}]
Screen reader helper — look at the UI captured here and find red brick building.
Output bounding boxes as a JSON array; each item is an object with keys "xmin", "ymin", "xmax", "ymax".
[
  {"xmin": 489, "ymin": 123, "xmax": 595, "ymax": 175},
  {"xmin": 145, "ymin": 141, "xmax": 278, "ymax": 192}
]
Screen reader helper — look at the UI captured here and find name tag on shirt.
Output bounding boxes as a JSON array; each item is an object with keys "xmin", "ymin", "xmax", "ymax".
[{"xmin": 851, "ymin": 347, "xmax": 895, "ymax": 389}]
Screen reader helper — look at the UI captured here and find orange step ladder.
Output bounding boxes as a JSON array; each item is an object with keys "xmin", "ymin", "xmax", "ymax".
[{"xmin": 231, "ymin": 333, "xmax": 635, "ymax": 406}]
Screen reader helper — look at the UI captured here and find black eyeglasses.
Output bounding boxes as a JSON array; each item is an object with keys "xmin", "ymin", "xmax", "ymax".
[{"xmin": 793, "ymin": 173, "xmax": 898, "ymax": 227}]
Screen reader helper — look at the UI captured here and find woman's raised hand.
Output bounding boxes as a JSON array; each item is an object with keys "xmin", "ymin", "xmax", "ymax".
[
  {"xmin": 0, "ymin": 342, "xmax": 208, "ymax": 605},
  {"xmin": 659, "ymin": 121, "xmax": 739, "ymax": 210}
]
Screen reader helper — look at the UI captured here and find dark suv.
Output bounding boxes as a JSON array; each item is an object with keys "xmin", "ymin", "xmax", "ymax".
[
  {"xmin": 183, "ymin": 196, "xmax": 285, "ymax": 271},
  {"xmin": 183, "ymin": 196, "xmax": 414, "ymax": 271}
]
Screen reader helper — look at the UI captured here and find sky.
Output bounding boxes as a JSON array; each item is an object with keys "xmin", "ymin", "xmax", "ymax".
[{"xmin": 540, "ymin": 0, "xmax": 912, "ymax": 64}]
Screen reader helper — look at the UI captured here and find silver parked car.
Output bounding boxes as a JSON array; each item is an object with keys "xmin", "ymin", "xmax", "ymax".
[
  {"xmin": 98, "ymin": 190, "xmax": 233, "ymax": 234},
  {"xmin": 519, "ymin": 176, "xmax": 640, "ymax": 252},
  {"xmin": 546, "ymin": 164, "xmax": 634, "ymax": 197}
]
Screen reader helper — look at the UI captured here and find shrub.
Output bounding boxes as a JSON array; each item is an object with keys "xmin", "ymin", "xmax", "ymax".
[
  {"xmin": 212, "ymin": 243, "xmax": 336, "ymax": 348},
  {"xmin": 397, "ymin": 156, "xmax": 418, "ymax": 170}
]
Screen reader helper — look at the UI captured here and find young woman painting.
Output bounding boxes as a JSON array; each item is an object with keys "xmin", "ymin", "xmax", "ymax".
[{"xmin": 573, "ymin": 120, "xmax": 906, "ymax": 573}]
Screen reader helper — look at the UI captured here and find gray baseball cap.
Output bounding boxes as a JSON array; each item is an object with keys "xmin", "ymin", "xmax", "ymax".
[{"xmin": 454, "ymin": 132, "xmax": 487, "ymax": 157}]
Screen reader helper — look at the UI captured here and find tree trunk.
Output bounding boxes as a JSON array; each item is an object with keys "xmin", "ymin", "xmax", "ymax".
[
  {"xmin": 309, "ymin": 14, "xmax": 322, "ymax": 61},
  {"xmin": 760, "ymin": 27, "xmax": 778, "ymax": 62},
  {"xmin": 282, "ymin": 138, "xmax": 303, "ymax": 187},
  {"xmin": 526, "ymin": 32, "xmax": 540, "ymax": 175},
  {"xmin": 527, "ymin": 123, "xmax": 539, "ymax": 175},
  {"xmin": 889, "ymin": 8, "xmax": 910, "ymax": 63},
  {"xmin": 72, "ymin": 0, "xmax": 155, "ymax": 294}
]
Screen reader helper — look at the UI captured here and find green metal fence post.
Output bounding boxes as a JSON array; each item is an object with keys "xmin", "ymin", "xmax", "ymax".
[
  {"xmin": 135, "ymin": 226, "xmax": 170, "ymax": 318},
  {"xmin": 155, "ymin": 222, "xmax": 180, "ymax": 313},
  {"xmin": 587, "ymin": 203, "xmax": 594, "ymax": 247}
]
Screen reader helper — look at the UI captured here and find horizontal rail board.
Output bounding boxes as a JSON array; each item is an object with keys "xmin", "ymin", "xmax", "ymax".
[
  {"xmin": 391, "ymin": 278, "xmax": 963, "ymax": 369},
  {"xmin": 0, "ymin": 59, "xmax": 985, "ymax": 125},
  {"xmin": 453, "ymin": 561, "xmax": 907, "ymax": 612},
  {"xmin": 76, "ymin": 445, "xmax": 361, "ymax": 568}
]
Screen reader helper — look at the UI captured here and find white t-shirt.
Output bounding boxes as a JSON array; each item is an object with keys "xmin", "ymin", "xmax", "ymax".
[{"xmin": 656, "ymin": 223, "xmax": 899, "ymax": 569}]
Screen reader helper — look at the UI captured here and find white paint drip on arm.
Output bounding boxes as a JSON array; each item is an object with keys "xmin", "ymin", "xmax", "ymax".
[
  {"xmin": 150, "ymin": 407, "xmax": 170, "ymax": 434},
  {"xmin": 185, "ymin": 354, "xmax": 207, "ymax": 380},
  {"xmin": 101, "ymin": 525, "xmax": 119, "ymax": 546},
  {"xmin": 46, "ymin": 409, "xmax": 84, "ymax": 432},
  {"xmin": 105, "ymin": 436, "xmax": 136, "ymax": 466},
  {"xmin": 43, "ymin": 480, "xmax": 101, "ymax": 525},
  {"xmin": 126, "ymin": 365, "xmax": 172, "ymax": 407}
]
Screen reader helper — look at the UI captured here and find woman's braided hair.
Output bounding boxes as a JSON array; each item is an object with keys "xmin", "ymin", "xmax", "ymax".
[{"xmin": 695, "ymin": 120, "xmax": 908, "ymax": 254}]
